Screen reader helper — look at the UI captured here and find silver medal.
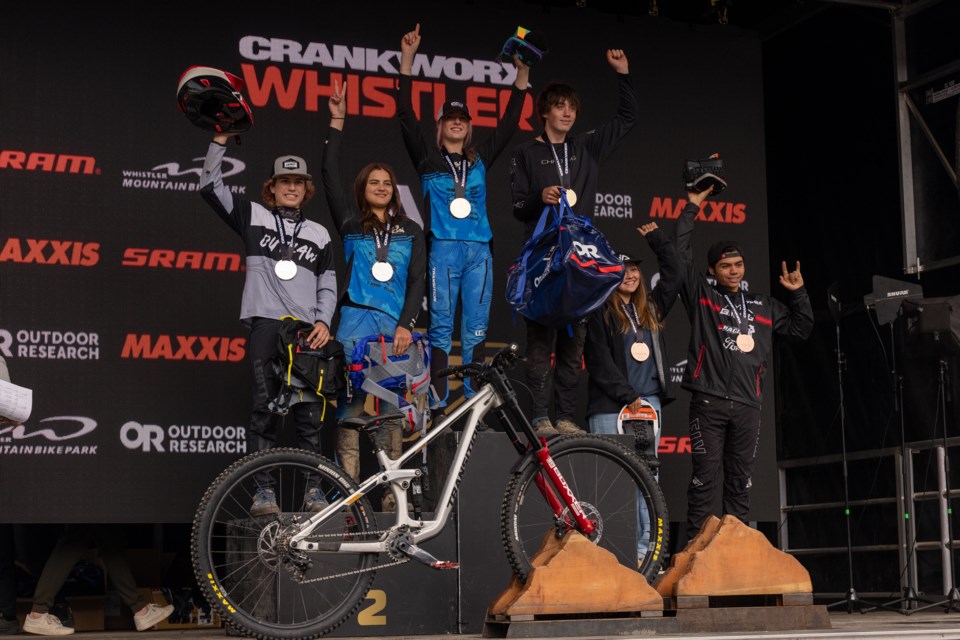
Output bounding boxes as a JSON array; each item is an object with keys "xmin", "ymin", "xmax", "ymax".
[
  {"xmin": 564, "ymin": 188, "xmax": 578, "ymax": 207},
  {"xmin": 630, "ymin": 342, "xmax": 650, "ymax": 362},
  {"xmin": 736, "ymin": 334, "xmax": 755, "ymax": 353},
  {"xmin": 450, "ymin": 197, "xmax": 472, "ymax": 219},
  {"xmin": 275, "ymin": 259, "xmax": 297, "ymax": 281},
  {"xmin": 371, "ymin": 261, "xmax": 394, "ymax": 282}
]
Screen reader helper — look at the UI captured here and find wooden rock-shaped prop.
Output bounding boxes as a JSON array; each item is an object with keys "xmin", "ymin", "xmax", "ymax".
[
  {"xmin": 488, "ymin": 530, "xmax": 663, "ymax": 617},
  {"xmin": 655, "ymin": 515, "xmax": 812, "ymax": 600}
]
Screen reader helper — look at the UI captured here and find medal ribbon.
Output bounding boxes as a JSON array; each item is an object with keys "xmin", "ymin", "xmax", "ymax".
[
  {"xmin": 372, "ymin": 223, "xmax": 392, "ymax": 264},
  {"xmin": 621, "ymin": 303, "xmax": 647, "ymax": 346},
  {"xmin": 273, "ymin": 213, "xmax": 304, "ymax": 261},
  {"xmin": 549, "ymin": 142, "xmax": 571, "ymax": 189},
  {"xmin": 441, "ymin": 150, "xmax": 468, "ymax": 200},
  {"xmin": 722, "ymin": 292, "xmax": 750, "ymax": 335}
]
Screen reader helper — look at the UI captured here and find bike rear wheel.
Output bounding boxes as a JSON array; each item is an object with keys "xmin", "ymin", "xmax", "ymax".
[
  {"xmin": 191, "ymin": 447, "xmax": 378, "ymax": 640},
  {"xmin": 500, "ymin": 434, "xmax": 669, "ymax": 583}
]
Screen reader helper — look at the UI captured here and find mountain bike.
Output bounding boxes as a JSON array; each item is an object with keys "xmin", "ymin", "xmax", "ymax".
[{"xmin": 191, "ymin": 343, "xmax": 668, "ymax": 640}]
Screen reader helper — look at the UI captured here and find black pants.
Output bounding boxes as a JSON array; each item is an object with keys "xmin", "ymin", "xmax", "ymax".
[
  {"xmin": 685, "ymin": 393, "xmax": 762, "ymax": 540},
  {"xmin": 523, "ymin": 318, "xmax": 586, "ymax": 423},
  {"xmin": 248, "ymin": 318, "xmax": 324, "ymax": 452}
]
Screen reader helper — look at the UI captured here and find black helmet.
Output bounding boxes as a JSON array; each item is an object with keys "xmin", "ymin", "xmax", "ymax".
[{"xmin": 177, "ymin": 66, "xmax": 253, "ymax": 134}]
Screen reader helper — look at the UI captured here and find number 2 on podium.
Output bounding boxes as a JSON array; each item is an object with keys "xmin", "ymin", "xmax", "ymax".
[{"xmin": 357, "ymin": 589, "xmax": 387, "ymax": 625}]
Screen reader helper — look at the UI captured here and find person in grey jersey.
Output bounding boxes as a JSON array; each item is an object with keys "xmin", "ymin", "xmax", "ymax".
[{"xmin": 200, "ymin": 133, "xmax": 338, "ymax": 516}]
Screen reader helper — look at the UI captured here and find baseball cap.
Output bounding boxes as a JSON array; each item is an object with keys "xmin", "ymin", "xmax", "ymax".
[
  {"xmin": 618, "ymin": 252, "xmax": 643, "ymax": 265},
  {"xmin": 706, "ymin": 240, "xmax": 743, "ymax": 266},
  {"xmin": 271, "ymin": 155, "xmax": 311, "ymax": 179},
  {"xmin": 436, "ymin": 100, "xmax": 471, "ymax": 121}
]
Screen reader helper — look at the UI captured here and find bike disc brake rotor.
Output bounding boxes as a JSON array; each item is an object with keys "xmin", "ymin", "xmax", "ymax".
[{"xmin": 560, "ymin": 501, "xmax": 602, "ymax": 542}]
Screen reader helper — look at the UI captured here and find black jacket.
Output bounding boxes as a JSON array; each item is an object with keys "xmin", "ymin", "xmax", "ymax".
[
  {"xmin": 674, "ymin": 202, "xmax": 814, "ymax": 408},
  {"xmin": 584, "ymin": 226, "xmax": 681, "ymax": 416}
]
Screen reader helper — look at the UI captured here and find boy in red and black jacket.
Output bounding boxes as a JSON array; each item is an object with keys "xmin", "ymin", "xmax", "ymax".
[{"xmin": 674, "ymin": 186, "xmax": 813, "ymax": 542}]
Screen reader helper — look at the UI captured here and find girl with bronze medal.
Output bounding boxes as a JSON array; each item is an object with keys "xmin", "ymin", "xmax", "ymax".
[
  {"xmin": 722, "ymin": 292, "xmax": 755, "ymax": 353},
  {"xmin": 622, "ymin": 301, "xmax": 651, "ymax": 362}
]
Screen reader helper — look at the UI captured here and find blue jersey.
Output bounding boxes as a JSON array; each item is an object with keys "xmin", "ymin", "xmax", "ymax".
[
  {"xmin": 322, "ymin": 128, "xmax": 426, "ymax": 330},
  {"xmin": 397, "ymin": 74, "xmax": 528, "ymax": 242}
]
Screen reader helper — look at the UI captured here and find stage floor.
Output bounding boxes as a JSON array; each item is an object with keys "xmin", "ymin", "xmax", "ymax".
[{"xmin": 8, "ymin": 609, "xmax": 960, "ymax": 640}]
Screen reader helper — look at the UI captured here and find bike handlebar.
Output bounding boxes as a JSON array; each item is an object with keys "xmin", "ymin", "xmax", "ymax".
[{"xmin": 437, "ymin": 343, "xmax": 520, "ymax": 379}]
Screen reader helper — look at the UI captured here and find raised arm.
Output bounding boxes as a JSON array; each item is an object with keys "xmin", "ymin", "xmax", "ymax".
[
  {"xmin": 475, "ymin": 56, "xmax": 531, "ymax": 166},
  {"xmin": 583, "ymin": 50, "xmax": 640, "ymax": 162},
  {"xmin": 770, "ymin": 261, "xmax": 814, "ymax": 340},
  {"xmin": 397, "ymin": 23, "xmax": 431, "ymax": 167},
  {"xmin": 638, "ymin": 223, "xmax": 682, "ymax": 319},
  {"xmin": 199, "ymin": 133, "xmax": 245, "ymax": 234},
  {"xmin": 321, "ymin": 80, "xmax": 353, "ymax": 235}
]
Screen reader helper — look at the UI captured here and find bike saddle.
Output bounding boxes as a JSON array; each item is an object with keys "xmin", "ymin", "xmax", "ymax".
[{"xmin": 340, "ymin": 411, "xmax": 407, "ymax": 430}]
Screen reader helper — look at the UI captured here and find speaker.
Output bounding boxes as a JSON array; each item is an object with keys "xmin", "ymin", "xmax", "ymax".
[{"xmin": 904, "ymin": 295, "xmax": 960, "ymax": 356}]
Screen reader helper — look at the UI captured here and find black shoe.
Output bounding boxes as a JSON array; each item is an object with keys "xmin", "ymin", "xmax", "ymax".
[{"xmin": 0, "ymin": 615, "xmax": 20, "ymax": 635}]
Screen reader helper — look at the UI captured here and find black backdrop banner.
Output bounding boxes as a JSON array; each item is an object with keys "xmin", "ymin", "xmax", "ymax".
[{"xmin": 0, "ymin": 4, "xmax": 775, "ymax": 524}]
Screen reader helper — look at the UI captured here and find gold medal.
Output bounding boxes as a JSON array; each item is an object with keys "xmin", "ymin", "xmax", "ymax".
[
  {"xmin": 630, "ymin": 342, "xmax": 650, "ymax": 362},
  {"xmin": 564, "ymin": 188, "xmax": 577, "ymax": 207},
  {"xmin": 371, "ymin": 261, "xmax": 394, "ymax": 282},
  {"xmin": 274, "ymin": 259, "xmax": 297, "ymax": 281},
  {"xmin": 450, "ymin": 197, "xmax": 471, "ymax": 219},
  {"xmin": 736, "ymin": 333, "xmax": 755, "ymax": 353}
]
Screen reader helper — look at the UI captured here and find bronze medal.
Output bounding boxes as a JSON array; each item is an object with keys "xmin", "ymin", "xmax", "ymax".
[
  {"xmin": 630, "ymin": 342, "xmax": 650, "ymax": 362},
  {"xmin": 564, "ymin": 188, "xmax": 578, "ymax": 207},
  {"xmin": 736, "ymin": 333, "xmax": 755, "ymax": 353}
]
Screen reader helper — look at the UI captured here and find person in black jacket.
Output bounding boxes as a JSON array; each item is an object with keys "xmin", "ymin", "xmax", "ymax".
[
  {"xmin": 509, "ymin": 49, "xmax": 638, "ymax": 435},
  {"xmin": 583, "ymin": 221, "xmax": 681, "ymax": 562},
  {"xmin": 674, "ymin": 186, "xmax": 813, "ymax": 541}
]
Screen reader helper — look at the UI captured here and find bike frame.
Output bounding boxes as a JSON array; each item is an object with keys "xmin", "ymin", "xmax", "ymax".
[{"xmin": 288, "ymin": 361, "xmax": 595, "ymax": 554}]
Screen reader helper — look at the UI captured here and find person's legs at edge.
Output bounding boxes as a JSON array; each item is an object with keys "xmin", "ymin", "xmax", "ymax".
[
  {"xmin": 524, "ymin": 319, "xmax": 557, "ymax": 434},
  {"xmin": 552, "ymin": 321, "xmax": 587, "ymax": 433}
]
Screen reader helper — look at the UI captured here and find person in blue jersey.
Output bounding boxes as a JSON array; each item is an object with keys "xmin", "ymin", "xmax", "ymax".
[
  {"xmin": 324, "ymin": 83, "xmax": 427, "ymax": 502},
  {"xmin": 398, "ymin": 23, "xmax": 531, "ymax": 409},
  {"xmin": 200, "ymin": 133, "xmax": 338, "ymax": 517}
]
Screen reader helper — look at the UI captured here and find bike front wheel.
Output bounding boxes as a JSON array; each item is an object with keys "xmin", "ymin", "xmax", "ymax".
[
  {"xmin": 501, "ymin": 434, "xmax": 669, "ymax": 584},
  {"xmin": 192, "ymin": 447, "xmax": 378, "ymax": 640}
]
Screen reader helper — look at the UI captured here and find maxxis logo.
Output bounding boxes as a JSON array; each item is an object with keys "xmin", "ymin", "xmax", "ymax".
[
  {"xmin": 120, "ymin": 335, "xmax": 245, "ymax": 361},
  {"xmin": 0, "ymin": 238, "xmax": 100, "ymax": 266},
  {"xmin": 649, "ymin": 197, "xmax": 747, "ymax": 224}
]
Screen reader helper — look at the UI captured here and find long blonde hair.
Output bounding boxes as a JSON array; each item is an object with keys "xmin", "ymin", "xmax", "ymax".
[{"xmin": 604, "ymin": 275, "xmax": 663, "ymax": 334}]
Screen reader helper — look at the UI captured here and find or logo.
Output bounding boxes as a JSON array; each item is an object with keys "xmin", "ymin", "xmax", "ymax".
[
  {"xmin": 572, "ymin": 241, "xmax": 599, "ymax": 259},
  {"xmin": 0, "ymin": 328, "xmax": 101, "ymax": 360},
  {"xmin": 120, "ymin": 421, "xmax": 247, "ymax": 454}
]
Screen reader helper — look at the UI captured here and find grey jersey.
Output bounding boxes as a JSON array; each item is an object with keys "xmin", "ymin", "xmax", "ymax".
[{"xmin": 200, "ymin": 142, "xmax": 337, "ymax": 327}]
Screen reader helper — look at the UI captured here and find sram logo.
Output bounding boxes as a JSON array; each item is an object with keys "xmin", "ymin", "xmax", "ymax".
[
  {"xmin": 0, "ymin": 238, "xmax": 100, "ymax": 266},
  {"xmin": 0, "ymin": 150, "xmax": 99, "ymax": 174},
  {"xmin": 649, "ymin": 197, "xmax": 746, "ymax": 224},
  {"xmin": 658, "ymin": 436, "xmax": 692, "ymax": 454},
  {"xmin": 122, "ymin": 248, "xmax": 243, "ymax": 272},
  {"xmin": 121, "ymin": 335, "xmax": 245, "ymax": 361}
]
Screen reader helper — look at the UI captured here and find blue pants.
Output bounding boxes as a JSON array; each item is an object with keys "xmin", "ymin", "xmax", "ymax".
[
  {"xmin": 427, "ymin": 240, "xmax": 492, "ymax": 400},
  {"xmin": 589, "ymin": 395, "xmax": 662, "ymax": 560}
]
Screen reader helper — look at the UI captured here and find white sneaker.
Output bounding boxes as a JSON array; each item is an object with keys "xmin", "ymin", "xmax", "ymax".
[
  {"xmin": 134, "ymin": 604, "xmax": 174, "ymax": 632},
  {"xmin": 23, "ymin": 613, "xmax": 74, "ymax": 636}
]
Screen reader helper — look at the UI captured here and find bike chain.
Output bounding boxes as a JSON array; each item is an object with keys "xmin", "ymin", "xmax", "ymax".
[{"xmin": 290, "ymin": 527, "xmax": 411, "ymax": 584}]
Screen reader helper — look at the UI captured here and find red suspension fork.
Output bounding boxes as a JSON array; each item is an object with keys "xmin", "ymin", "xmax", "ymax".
[{"xmin": 533, "ymin": 443, "xmax": 596, "ymax": 535}]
